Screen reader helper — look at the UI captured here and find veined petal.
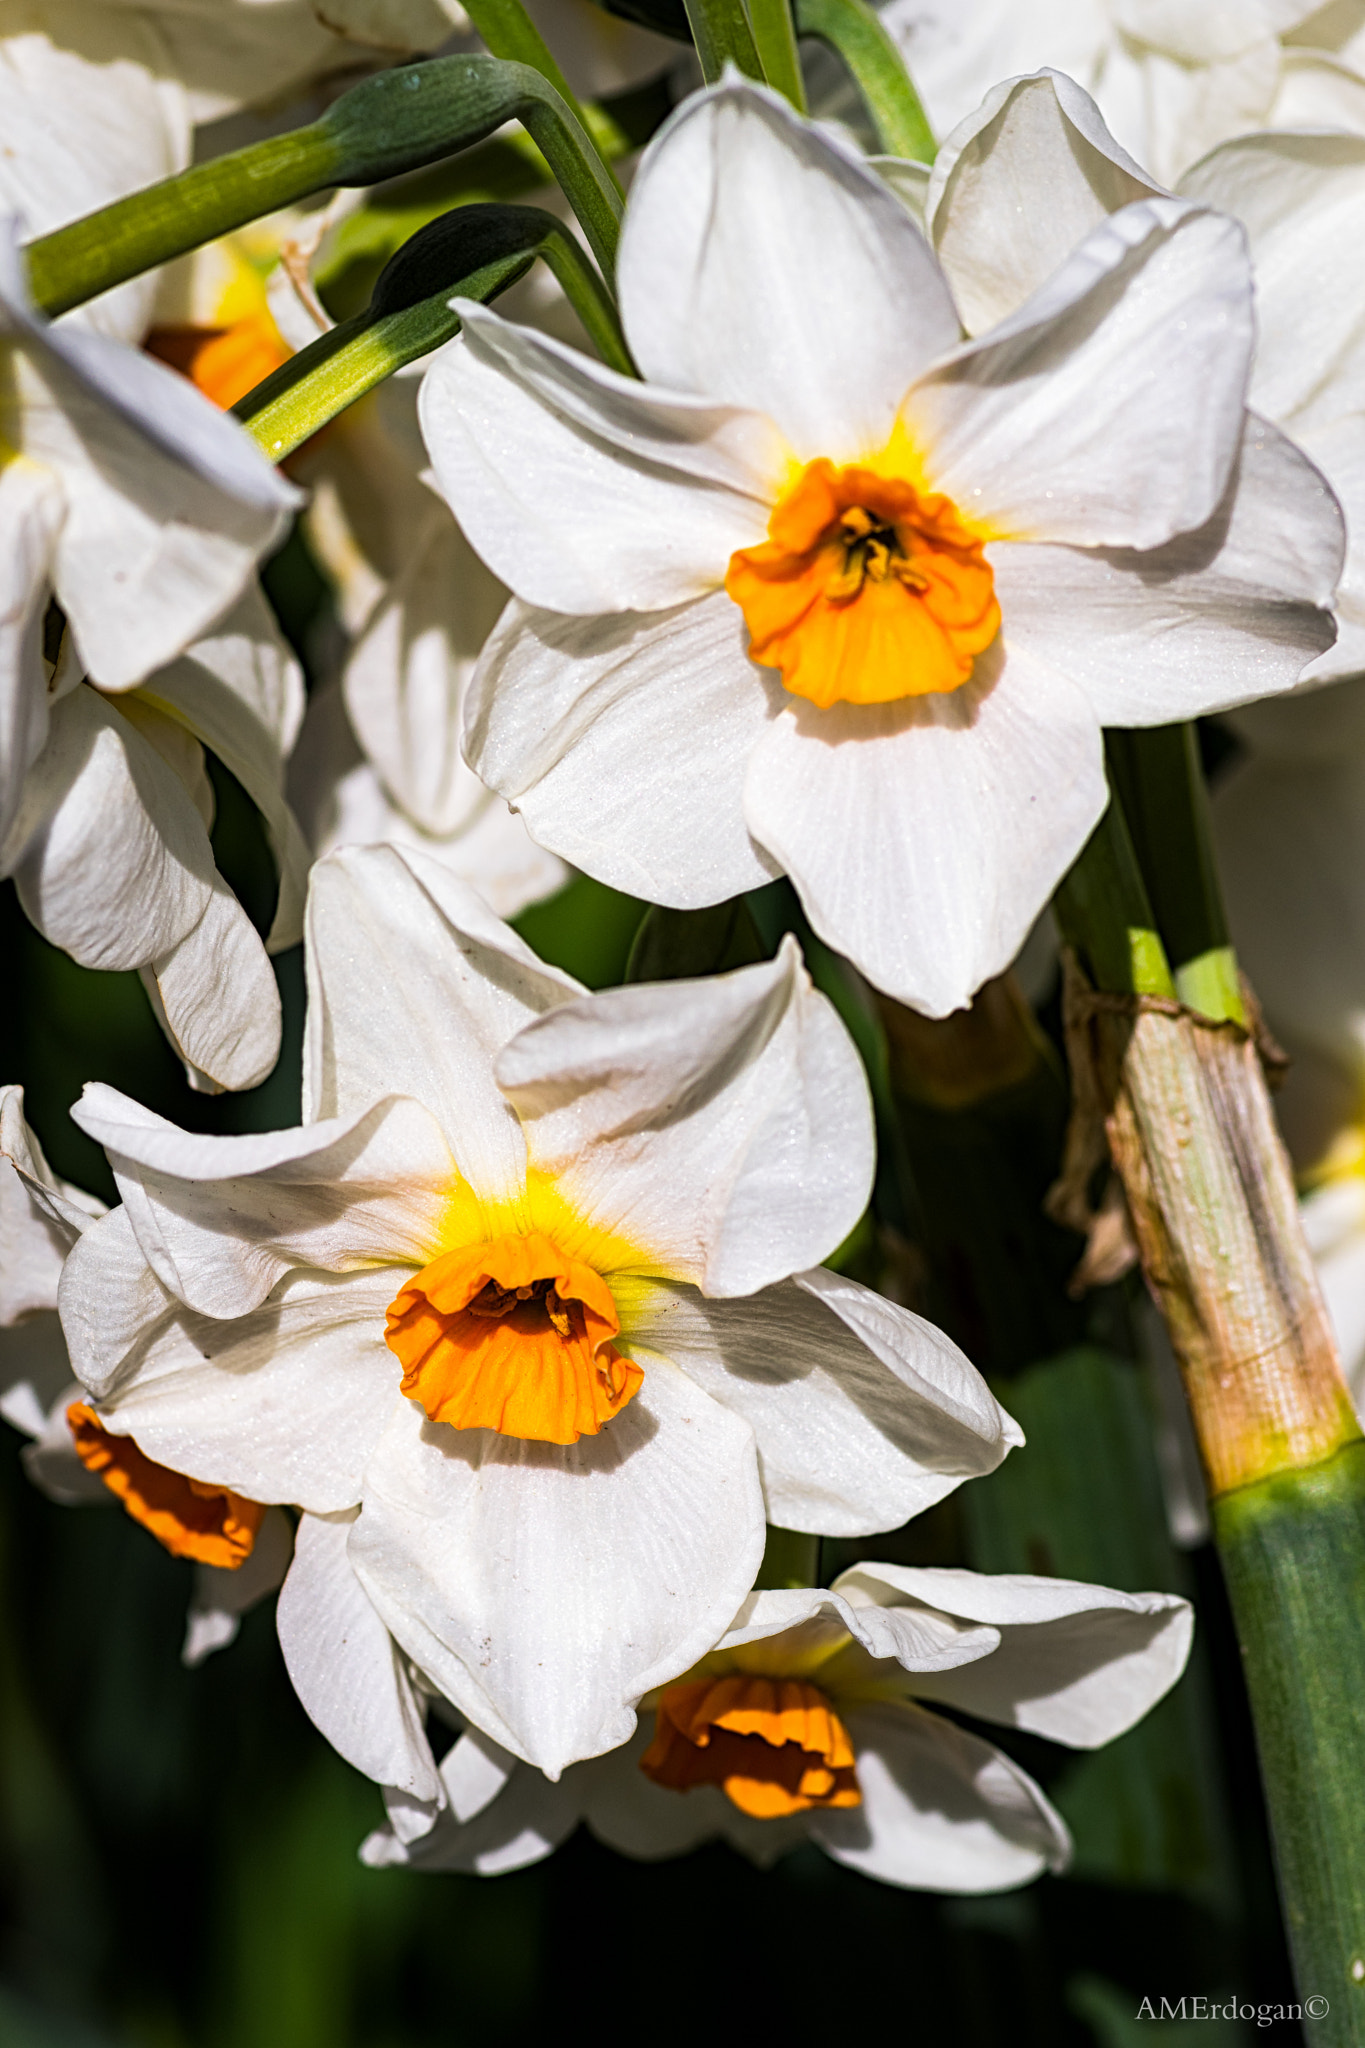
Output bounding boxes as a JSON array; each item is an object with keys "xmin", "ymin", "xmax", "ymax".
[
  {"xmin": 419, "ymin": 303, "xmax": 781, "ymax": 616},
  {"xmin": 144, "ymin": 584, "xmax": 311, "ymax": 952},
  {"xmin": 78, "ymin": 1268, "xmax": 402, "ymax": 1512},
  {"xmin": 363, "ymin": 1744, "xmax": 580, "ymax": 1875},
  {"xmin": 0, "ymin": 227, "xmax": 299, "ymax": 689},
  {"xmin": 928, "ymin": 70, "xmax": 1162, "ymax": 336},
  {"xmin": 140, "ymin": 880, "xmax": 282, "ymax": 1095},
  {"xmin": 350, "ymin": 1353, "xmax": 766, "ymax": 1776},
  {"xmin": 619, "ymin": 80, "xmax": 961, "ymax": 460},
  {"xmin": 0, "ymin": 457, "xmax": 62, "ymax": 860},
  {"xmin": 343, "ymin": 506, "xmax": 507, "ymax": 841},
  {"xmin": 277, "ymin": 1510, "xmax": 443, "ymax": 1806},
  {"xmin": 579, "ymin": 1721, "xmax": 745, "ymax": 1863},
  {"xmin": 1179, "ymin": 131, "xmax": 1365, "ymax": 436},
  {"xmin": 0, "ymin": 27, "xmax": 190, "ymax": 343},
  {"xmin": 838, "ymin": 1563, "xmax": 1193, "ymax": 1747},
  {"xmin": 903, "ymin": 198, "xmax": 1253, "ymax": 550},
  {"xmin": 1292, "ymin": 414, "xmax": 1365, "ymax": 688},
  {"xmin": 58, "ymin": 1206, "xmax": 178, "ymax": 1400},
  {"xmin": 11, "ymin": 686, "xmax": 215, "ymax": 970},
  {"xmin": 744, "ymin": 644, "xmax": 1107, "ymax": 1016},
  {"xmin": 303, "ymin": 844, "xmax": 581, "ymax": 1208},
  {"xmin": 293, "ymin": 685, "xmax": 567, "ymax": 921},
  {"xmin": 71, "ymin": 1083, "xmax": 458, "ymax": 1318},
  {"xmin": 616, "ymin": 1273, "xmax": 1016, "ymax": 1534},
  {"xmin": 497, "ymin": 937, "xmax": 872, "ymax": 1295},
  {"xmin": 811, "ymin": 1700, "xmax": 1071, "ymax": 1890},
  {"xmin": 0, "ymin": 1083, "xmax": 102, "ymax": 1326},
  {"xmin": 465, "ymin": 593, "xmax": 781, "ymax": 908},
  {"xmin": 991, "ymin": 415, "xmax": 1343, "ymax": 727},
  {"xmin": 715, "ymin": 1582, "xmax": 998, "ymax": 1674}
]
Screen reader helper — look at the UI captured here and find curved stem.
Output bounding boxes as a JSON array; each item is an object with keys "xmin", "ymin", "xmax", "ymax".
[
  {"xmin": 794, "ymin": 0, "xmax": 935, "ymax": 160},
  {"xmin": 232, "ymin": 204, "xmax": 622, "ymax": 460},
  {"xmin": 26, "ymin": 55, "xmax": 623, "ymax": 317}
]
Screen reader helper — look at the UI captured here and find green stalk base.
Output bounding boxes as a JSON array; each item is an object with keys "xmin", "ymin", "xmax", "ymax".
[{"xmin": 1214, "ymin": 1442, "xmax": 1365, "ymax": 2043}]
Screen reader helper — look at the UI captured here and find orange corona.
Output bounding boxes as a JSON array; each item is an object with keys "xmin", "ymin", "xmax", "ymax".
[
  {"xmin": 146, "ymin": 310, "xmax": 292, "ymax": 413},
  {"xmin": 385, "ymin": 1231, "xmax": 642, "ymax": 1446},
  {"xmin": 67, "ymin": 1403, "xmax": 264, "ymax": 1569},
  {"xmin": 727, "ymin": 458, "xmax": 1000, "ymax": 709},
  {"xmin": 640, "ymin": 1673, "xmax": 862, "ymax": 1818}
]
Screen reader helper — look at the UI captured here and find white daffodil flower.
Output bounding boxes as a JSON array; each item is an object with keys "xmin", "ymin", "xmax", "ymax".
[
  {"xmin": 879, "ymin": 0, "xmax": 1365, "ymax": 185},
  {"xmin": 152, "ymin": 220, "xmax": 567, "ymax": 919},
  {"xmin": 420, "ymin": 80, "xmax": 1342, "ymax": 1018},
  {"xmin": 57, "ymin": 841, "xmax": 1020, "ymax": 1775},
  {"xmin": 360, "ymin": 1563, "xmax": 1192, "ymax": 1890},
  {"xmin": 0, "ymin": 1083, "xmax": 294, "ymax": 1662},
  {"xmin": 0, "ymin": 221, "xmax": 303, "ymax": 1089}
]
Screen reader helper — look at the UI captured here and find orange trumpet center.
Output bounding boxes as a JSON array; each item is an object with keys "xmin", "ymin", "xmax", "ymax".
[
  {"xmin": 640, "ymin": 1674, "xmax": 862, "ymax": 1819},
  {"xmin": 726, "ymin": 458, "xmax": 1000, "ymax": 709},
  {"xmin": 146, "ymin": 310, "xmax": 292, "ymax": 412},
  {"xmin": 384, "ymin": 1231, "xmax": 642, "ymax": 1446},
  {"xmin": 67, "ymin": 1403, "xmax": 265, "ymax": 1570}
]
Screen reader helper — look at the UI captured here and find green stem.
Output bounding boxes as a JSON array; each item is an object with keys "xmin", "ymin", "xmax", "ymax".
[
  {"xmin": 1105, "ymin": 725, "xmax": 1246, "ymax": 1027},
  {"xmin": 232, "ymin": 204, "xmax": 612, "ymax": 461},
  {"xmin": 1053, "ymin": 797, "xmax": 1176, "ymax": 1001},
  {"xmin": 793, "ymin": 0, "xmax": 935, "ymax": 160},
  {"xmin": 682, "ymin": 0, "xmax": 764, "ymax": 83},
  {"xmin": 25, "ymin": 55, "xmax": 623, "ymax": 317},
  {"xmin": 459, "ymin": 0, "xmax": 595, "ymax": 132},
  {"xmin": 1214, "ymin": 1446, "xmax": 1365, "ymax": 2046},
  {"xmin": 747, "ymin": 0, "xmax": 807, "ymax": 108}
]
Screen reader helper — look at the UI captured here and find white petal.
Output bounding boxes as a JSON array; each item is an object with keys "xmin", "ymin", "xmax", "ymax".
[
  {"xmin": 302, "ymin": 843, "xmax": 580, "ymax": 1206},
  {"xmin": 362, "ymin": 1753, "xmax": 580, "ymax": 1875},
  {"xmin": 277, "ymin": 1509, "xmax": 442, "ymax": 1803},
  {"xmin": 140, "ymin": 881, "xmax": 282, "ymax": 1096},
  {"xmin": 992, "ymin": 415, "xmax": 1343, "ymax": 727},
  {"xmin": 183, "ymin": 1504, "xmax": 293, "ymax": 1666},
  {"xmin": 744, "ymin": 644, "xmax": 1107, "ymax": 1015},
  {"xmin": 904, "ymin": 199, "xmax": 1252, "ymax": 549},
  {"xmin": 294, "ymin": 686, "xmax": 567, "ymax": 919},
  {"xmin": 811, "ymin": 1700, "xmax": 1071, "ymax": 1891},
  {"xmin": 443, "ymin": 1724, "xmax": 517, "ymax": 1825},
  {"xmin": 716, "ymin": 1581, "xmax": 999, "ymax": 1674},
  {"xmin": 1178, "ymin": 130, "xmax": 1365, "ymax": 436},
  {"xmin": 928, "ymin": 70, "xmax": 1163, "ymax": 335},
  {"xmin": 71, "ymin": 1082, "xmax": 457, "ymax": 1318},
  {"xmin": 619, "ymin": 80, "xmax": 960, "ymax": 459},
  {"xmin": 419, "ymin": 303, "xmax": 780, "ymax": 615},
  {"xmin": 1303, "ymin": 1184, "xmax": 1365, "ymax": 1418},
  {"xmin": 838, "ymin": 1563, "xmax": 1193, "ymax": 1747},
  {"xmin": 498, "ymin": 937, "xmax": 872, "ymax": 1294},
  {"xmin": 342, "ymin": 505, "xmax": 507, "ymax": 840},
  {"xmin": 616, "ymin": 1272, "xmax": 1017, "ymax": 1534},
  {"xmin": 0, "ymin": 233, "xmax": 299, "ymax": 688},
  {"xmin": 350, "ymin": 1352, "xmax": 765, "ymax": 1776},
  {"xmin": 11, "ymin": 685, "xmax": 215, "ymax": 970},
  {"xmin": 83, "ymin": 1268, "xmax": 402, "ymax": 1513},
  {"xmin": 579, "ymin": 1722, "xmax": 740, "ymax": 1861},
  {"xmin": 22, "ymin": 1373, "xmax": 114, "ymax": 1503},
  {"xmin": 0, "ymin": 1082, "xmax": 100, "ymax": 1325},
  {"xmin": 0, "ymin": 29, "xmax": 190, "ymax": 343},
  {"xmin": 144, "ymin": 584, "xmax": 311, "ymax": 952},
  {"xmin": 465, "ymin": 593, "xmax": 781, "ymax": 907},
  {"xmin": 1292, "ymin": 413, "xmax": 1365, "ymax": 689},
  {"xmin": 0, "ymin": 458, "xmax": 62, "ymax": 858},
  {"xmin": 58, "ymin": 1205, "xmax": 178, "ymax": 1400}
]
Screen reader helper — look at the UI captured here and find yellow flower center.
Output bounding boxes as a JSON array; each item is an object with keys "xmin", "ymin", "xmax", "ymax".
[
  {"xmin": 726, "ymin": 457, "xmax": 1001, "ymax": 709},
  {"xmin": 146, "ymin": 309, "xmax": 292, "ymax": 413},
  {"xmin": 640, "ymin": 1673, "xmax": 862, "ymax": 1819},
  {"xmin": 384, "ymin": 1230, "xmax": 642, "ymax": 1446},
  {"xmin": 67, "ymin": 1403, "xmax": 264, "ymax": 1570}
]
